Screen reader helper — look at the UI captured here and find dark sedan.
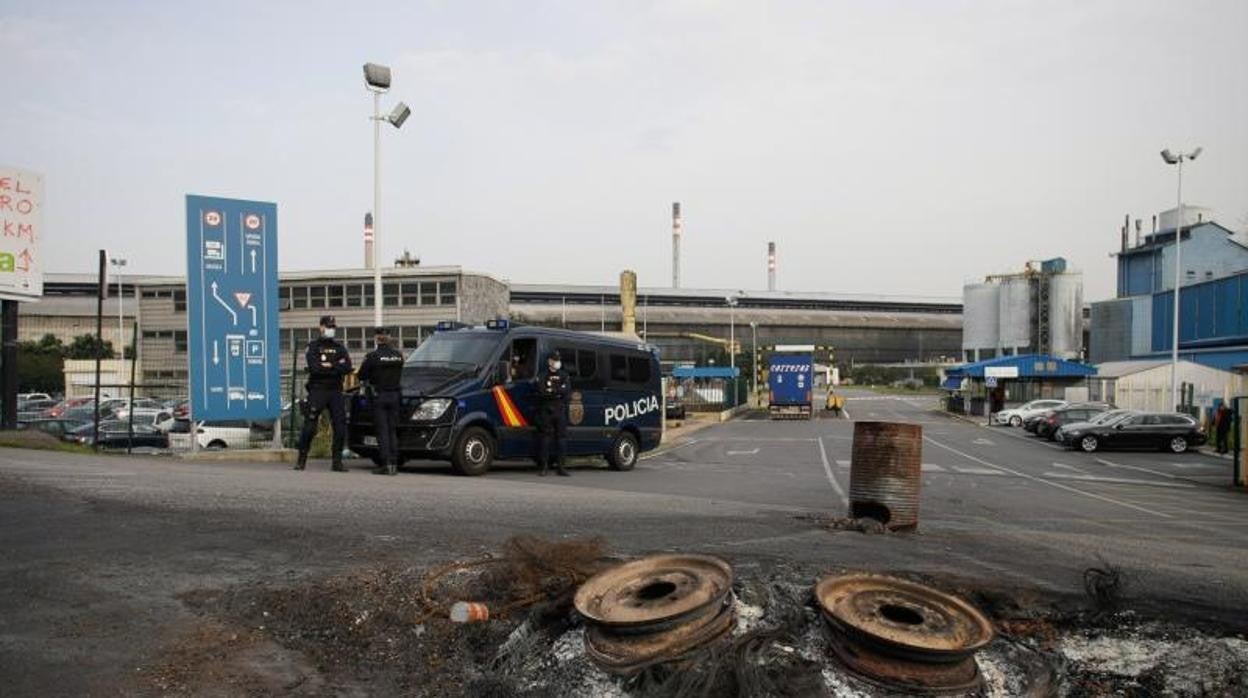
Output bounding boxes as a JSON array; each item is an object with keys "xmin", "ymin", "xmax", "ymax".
[
  {"xmin": 1035, "ymin": 403, "xmax": 1115, "ymax": 440},
  {"xmin": 66, "ymin": 422, "xmax": 170, "ymax": 449},
  {"xmin": 1063, "ymin": 412, "xmax": 1206, "ymax": 453}
]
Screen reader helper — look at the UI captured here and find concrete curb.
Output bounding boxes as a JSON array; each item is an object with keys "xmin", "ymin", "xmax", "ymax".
[{"xmin": 176, "ymin": 448, "xmax": 298, "ymax": 464}]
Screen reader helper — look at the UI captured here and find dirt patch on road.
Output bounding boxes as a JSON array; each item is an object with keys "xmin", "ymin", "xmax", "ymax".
[{"xmin": 145, "ymin": 542, "xmax": 1248, "ymax": 697}]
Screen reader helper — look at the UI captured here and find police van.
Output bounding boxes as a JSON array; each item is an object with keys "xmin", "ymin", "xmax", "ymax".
[{"xmin": 348, "ymin": 320, "xmax": 662, "ymax": 475}]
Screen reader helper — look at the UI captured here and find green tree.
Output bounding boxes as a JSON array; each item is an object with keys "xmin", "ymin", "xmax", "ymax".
[
  {"xmin": 16, "ymin": 334, "xmax": 67, "ymax": 393},
  {"xmin": 65, "ymin": 334, "xmax": 115, "ymax": 360}
]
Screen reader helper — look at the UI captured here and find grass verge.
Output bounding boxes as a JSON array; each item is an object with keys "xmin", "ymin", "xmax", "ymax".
[{"xmin": 0, "ymin": 430, "xmax": 94, "ymax": 454}]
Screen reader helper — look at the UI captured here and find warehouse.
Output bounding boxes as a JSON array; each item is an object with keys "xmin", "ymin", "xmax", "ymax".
[{"xmin": 1088, "ymin": 359, "xmax": 1243, "ymax": 414}]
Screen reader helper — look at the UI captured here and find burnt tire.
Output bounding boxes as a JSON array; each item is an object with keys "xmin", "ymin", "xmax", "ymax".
[
  {"xmin": 606, "ymin": 431, "xmax": 639, "ymax": 471},
  {"xmin": 451, "ymin": 426, "xmax": 495, "ymax": 476},
  {"xmin": 1079, "ymin": 435, "xmax": 1099, "ymax": 453},
  {"xmin": 1168, "ymin": 436, "xmax": 1189, "ymax": 454}
]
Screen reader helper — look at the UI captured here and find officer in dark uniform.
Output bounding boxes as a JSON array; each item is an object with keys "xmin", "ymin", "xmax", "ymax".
[
  {"xmin": 295, "ymin": 316, "xmax": 353, "ymax": 471},
  {"xmin": 533, "ymin": 350, "xmax": 571, "ymax": 477},
  {"xmin": 358, "ymin": 326, "xmax": 405, "ymax": 475}
]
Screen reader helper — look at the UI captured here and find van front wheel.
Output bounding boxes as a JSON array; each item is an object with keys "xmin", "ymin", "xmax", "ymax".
[
  {"xmin": 607, "ymin": 432, "xmax": 638, "ymax": 471},
  {"xmin": 451, "ymin": 427, "xmax": 495, "ymax": 476}
]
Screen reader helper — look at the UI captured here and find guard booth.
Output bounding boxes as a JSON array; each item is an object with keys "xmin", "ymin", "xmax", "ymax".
[
  {"xmin": 940, "ymin": 354, "xmax": 1097, "ymax": 417},
  {"xmin": 670, "ymin": 366, "xmax": 743, "ymax": 412}
]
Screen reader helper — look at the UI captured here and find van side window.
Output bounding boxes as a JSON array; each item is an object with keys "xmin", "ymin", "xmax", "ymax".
[
  {"xmin": 574, "ymin": 350, "xmax": 601, "ymax": 389},
  {"xmin": 609, "ymin": 354, "xmax": 628, "ymax": 382},
  {"xmin": 508, "ymin": 338, "xmax": 538, "ymax": 381},
  {"xmin": 628, "ymin": 356, "xmax": 651, "ymax": 384}
]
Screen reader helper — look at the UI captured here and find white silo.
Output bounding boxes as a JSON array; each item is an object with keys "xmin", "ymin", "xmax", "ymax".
[
  {"xmin": 998, "ymin": 277, "xmax": 1032, "ymax": 354},
  {"xmin": 1048, "ymin": 272, "xmax": 1084, "ymax": 360},
  {"xmin": 962, "ymin": 282, "xmax": 1001, "ymax": 360}
]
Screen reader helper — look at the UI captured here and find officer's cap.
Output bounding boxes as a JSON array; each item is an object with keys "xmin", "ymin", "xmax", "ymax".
[
  {"xmin": 373, "ymin": 326, "xmax": 393, "ymax": 336},
  {"xmin": 319, "ymin": 315, "xmax": 337, "ymax": 328}
]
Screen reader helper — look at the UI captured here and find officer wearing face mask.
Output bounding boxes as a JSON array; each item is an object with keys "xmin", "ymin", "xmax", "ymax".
[
  {"xmin": 358, "ymin": 327, "xmax": 405, "ymax": 475},
  {"xmin": 533, "ymin": 350, "xmax": 571, "ymax": 477},
  {"xmin": 295, "ymin": 316, "xmax": 353, "ymax": 471}
]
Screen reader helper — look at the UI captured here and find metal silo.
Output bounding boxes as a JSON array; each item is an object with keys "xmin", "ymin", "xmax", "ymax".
[
  {"xmin": 997, "ymin": 277, "xmax": 1032, "ymax": 354},
  {"xmin": 1048, "ymin": 272, "xmax": 1083, "ymax": 359},
  {"xmin": 962, "ymin": 283, "xmax": 1000, "ymax": 359}
]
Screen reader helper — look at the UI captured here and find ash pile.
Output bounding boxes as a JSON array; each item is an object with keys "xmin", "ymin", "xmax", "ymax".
[{"xmin": 157, "ymin": 537, "xmax": 1248, "ymax": 697}]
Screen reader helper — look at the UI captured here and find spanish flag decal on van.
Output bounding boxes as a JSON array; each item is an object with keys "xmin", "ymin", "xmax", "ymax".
[{"xmin": 492, "ymin": 385, "xmax": 529, "ymax": 428}]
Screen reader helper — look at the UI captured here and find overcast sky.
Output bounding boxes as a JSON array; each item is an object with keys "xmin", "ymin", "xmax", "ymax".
[{"xmin": 4, "ymin": 0, "xmax": 1245, "ymax": 302}]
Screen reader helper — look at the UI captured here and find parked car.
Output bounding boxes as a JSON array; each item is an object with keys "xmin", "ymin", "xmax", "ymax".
[
  {"xmin": 66, "ymin": 421, "xmax": 170, "ymax": 449},
  {"xmin": 111, "ymin": 400, "xmax": 169, "ymax": 421},
  {"xmin": 17, "ymin": 392, "xmax": 52, "ymax": 402},
  {"xmin": 166, "ymin": 419, "xmax": 256, "ymax": 450},
  {"xmin": 42, "ymin": 396, "xmax": 95, "ymax": 418},
  {"xmin": 1062, "ymin": 412, "xmax": 1206, "ymax": 453},
  {"xmin": 1035, "ymin": 403, "xmax": 1115, "ymax": 440},
  {"xmin": 18, "ymin": 418, "xmax": 91, "ymax": 439},
  {"xmin": 992, "ymin": 399, "xmax": 1067, "ymax": 427},
  {"xmin": 1054, "ymin": 409, "xmax": 1136, "ymax": 444}
]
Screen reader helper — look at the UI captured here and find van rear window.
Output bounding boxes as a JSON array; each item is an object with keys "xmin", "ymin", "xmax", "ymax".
[{"xmin": 628, "ymin": 356, "xmax": 651, "ymax": 384}]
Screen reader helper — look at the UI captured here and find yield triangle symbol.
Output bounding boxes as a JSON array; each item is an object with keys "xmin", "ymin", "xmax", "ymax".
[{"xmin": 234, "ymin": 292, "xmax": 252, "ymax": 308}]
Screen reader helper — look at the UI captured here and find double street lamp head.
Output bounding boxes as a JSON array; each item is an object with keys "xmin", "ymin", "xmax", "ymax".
[
  {"xmin": 388, "ymin": 102, "xmax": 411, "ymax": 129},
  {"xmin": 1160, "ymin": 147, "xmax": 1202, "ymax": 165},
  {"xmin": 363, "ymin": 62, "xmax": 391, "ymax": 92}
]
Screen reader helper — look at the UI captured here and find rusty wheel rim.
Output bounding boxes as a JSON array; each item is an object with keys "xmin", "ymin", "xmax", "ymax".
[
  {"xmin": 816, "ymin": 573, "xmax": 994, "ymax": 660},
  {"xmin": 574, "ymin": 554, "xmax": 733, "ymax": 629}
]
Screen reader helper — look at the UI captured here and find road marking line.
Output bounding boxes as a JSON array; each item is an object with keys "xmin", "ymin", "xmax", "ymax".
[
  {"xmin": 1051, "ymin": 462, "xmax": 1085, "ymax": 472},
  {"xmin": 640, "ymin": 438, "xmax": 699, "ymax": 461},
  {"xmin": 1040, "ymin": 472, "xmax": 1194, "ymax": 489},
  {"xmin": 1094, "ymin": 457, "xmax": 1184, "ymax": 481},
  {"xmin": 972, "ymin": 438, "xmax": 995, "ymax": 445},
  {"xmin": 835, "ymin": 459, "xmax": 850, "ymax": 467},
  {"xmin": 951, "ymin": 466, "xmax": 1001, "ymax": 476},
  {"xmin": 816, "ymin": 436, "xmax": 848, "ymax": 507},
  {"xmin": 725, "ymin": 448, "xmax": 760, "ymax": 456},
  {"xmin": 923, "ymin": 436, "xmax": 1171, "ymax": 518},
  {"xmin": 921, "ymin": 463, "xmax": 946, "ymax": 472}
]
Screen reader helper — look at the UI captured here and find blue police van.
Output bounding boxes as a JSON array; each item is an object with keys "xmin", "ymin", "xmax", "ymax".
[{"xmin": 348, "ymin": 320, "xmax": 662, "ymax": 475}]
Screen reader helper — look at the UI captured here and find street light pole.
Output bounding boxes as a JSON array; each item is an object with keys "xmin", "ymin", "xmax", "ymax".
[
  {"xmin": 726, "ymin": 296, "xmax": 738, "ymax": 372},
  {"xmin": 110, "ymin": 256, "xmax": 126, "ymax": 355},
  {"xmin": 1161, "ymin": 147, "xmax": 1202, "ymax": 411},
  {"xmin": 372, "ymin": 89, "xmax": 382, "ymax": 327},
  {"xmin": 749, "ymin": 321, "xmax": 758, "ymax": 401}
]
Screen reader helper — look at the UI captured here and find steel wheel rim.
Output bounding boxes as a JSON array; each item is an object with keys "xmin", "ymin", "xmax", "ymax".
[
  {"xmin": 1081, "ymin": 436, "xmax": 1097, "ymax": 452},
  {"xmin": 465, "ymin": 439, "xmax": 488, "ymax": 464},
  {"xmin": 619, "ymin": 439, "xmax": 635, "ymax": 464}
]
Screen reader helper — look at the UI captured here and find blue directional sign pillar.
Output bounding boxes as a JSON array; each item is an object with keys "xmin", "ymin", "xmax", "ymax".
[{"xmin": 185, "ymin": 195, "xmax": 280, "ymax": 421}]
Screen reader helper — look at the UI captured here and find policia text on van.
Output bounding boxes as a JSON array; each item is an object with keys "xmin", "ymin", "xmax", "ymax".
[{"xmin": 348, "ymin": 320, "xmax": 662, "ymax": 475}]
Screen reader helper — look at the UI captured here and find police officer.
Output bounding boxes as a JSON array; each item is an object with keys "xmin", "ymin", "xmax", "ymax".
[
  {"xmin": 533, "ymin": 350, "xmax": 571, "ymax": 477},
  {"xmin": 358, "ymin": 326, "xmax": 405, "ymax": 475},
  {"xmin": 295, "ymin": 316, "xmax": 353, "ymax": 471}
]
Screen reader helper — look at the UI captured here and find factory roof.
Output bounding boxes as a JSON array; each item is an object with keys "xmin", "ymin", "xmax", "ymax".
[
  {"xmin": 510, "ymin": 283, "xmax": 961, "ymax": 313},
  {"xmin": 946, "ymin": 354, "xmax": 1097, "ymax": 379}
]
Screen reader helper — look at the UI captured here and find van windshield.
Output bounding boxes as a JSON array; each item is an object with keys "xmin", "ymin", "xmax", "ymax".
[{"xmin": 405, "ymin": 331, "xmax": 503, "ymax": 369}]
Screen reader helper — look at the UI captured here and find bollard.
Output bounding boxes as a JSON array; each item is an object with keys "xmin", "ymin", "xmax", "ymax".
[{"xmin": 849, "ymin": 421, "xmax": 923, "ymax": 531}]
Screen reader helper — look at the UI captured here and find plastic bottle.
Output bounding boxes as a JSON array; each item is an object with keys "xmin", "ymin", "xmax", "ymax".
[{"xmin": 449, "ymin": 601, "xmax": 490, "ymax": 623}]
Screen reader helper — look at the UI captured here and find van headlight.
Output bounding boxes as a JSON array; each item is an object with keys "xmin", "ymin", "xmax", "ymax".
[{"xmin": 410, "ymin": 398, "xmax": 452, "ymax": 422}]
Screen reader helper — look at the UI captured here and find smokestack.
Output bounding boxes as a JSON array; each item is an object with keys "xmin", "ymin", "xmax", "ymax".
[
  {"xmin": 1152, "ymin": 215, "xmax": 1157, "ymax": 234},
  {"xmin": 620, "ymin": 270, "xmax": 638, "ymax": 336},
  {"xmin": 1134, "ymin": 219, "xmax": 1142, "ymax": 247},
  {"xmin": 671, "ymin": 202, "xmax": 681, "ymax": 288},
  {"xmin": 1121, "ymin": 214, "xmax": 1129, "ymax": 253},
  {"xmin": 364, "ymin": 212, "xmax": 375, "ymax": 269},
  {"xmin": 767, "ymin": 241, "xmax": 776, "ymax": 291}
]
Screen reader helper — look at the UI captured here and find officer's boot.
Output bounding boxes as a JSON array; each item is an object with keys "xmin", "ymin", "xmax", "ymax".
[
  {"xmin": 294, "ymin": 450, "xmax": 308, "ymax": 470},
  {"xmin": 386, "ymin": 461, "xmax": 397, "ymax": 476},
  {"xmin": 332, "ymin": 458, "xmax": 347, "ymax": 473},
  {"xmin": 556, "ymin": 457, "xmax": 570, "ymax": 477}
]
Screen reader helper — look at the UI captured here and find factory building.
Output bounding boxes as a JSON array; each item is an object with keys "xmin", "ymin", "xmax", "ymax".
[
  {"xmin": 1090, "ymin": 208, "xmax": 1248, "ymax": 369},
  {"xmin": 961, "ymin": 258, "xmax": 1085, "ymax": 363}
]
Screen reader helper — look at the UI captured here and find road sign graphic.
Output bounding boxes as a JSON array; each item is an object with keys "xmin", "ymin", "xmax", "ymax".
[{"xmin": 186, "ymin": 195, "xmax": 279, "ymax": 421}]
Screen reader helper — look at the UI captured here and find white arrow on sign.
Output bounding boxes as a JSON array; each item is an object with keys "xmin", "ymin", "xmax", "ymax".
[
  {"xmin": 249, "ymin": 305, "xmax": 258, "ymax": 326},
  {"xmin": 212, "ymin": 340, "xmax": 219, "ymax": 365},
  {"xmin": 250, "ymin": 249, "xmax": 257, "ymax": 273},
  {"xmin": 211, "ymin": 282, "xmax": 238, "ymax": 324}
]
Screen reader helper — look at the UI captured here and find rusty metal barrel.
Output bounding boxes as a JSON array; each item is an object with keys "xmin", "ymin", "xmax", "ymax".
[{"xmin": 849, "ymin": 421, "xmax": 923, "ymax": 530}]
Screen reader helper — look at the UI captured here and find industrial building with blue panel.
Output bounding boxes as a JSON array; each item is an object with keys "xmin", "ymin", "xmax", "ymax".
[{"xmin": 1089, "ymin": 208, "xmax": 1248, "ymax": 411}]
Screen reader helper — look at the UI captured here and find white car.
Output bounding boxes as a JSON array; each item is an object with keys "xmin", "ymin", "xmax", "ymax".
[
  {"xmin": 166, "ymin": 419, "xmax": 256, "ymax": 450},
  {"xmin": 993, "ymin": 399, "xmax": 1068, "ymax": 427}
]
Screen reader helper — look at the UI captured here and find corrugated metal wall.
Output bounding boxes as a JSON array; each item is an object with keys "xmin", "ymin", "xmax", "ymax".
[{"xmin": 1152, "ymin": 270, "xmax": 1248, "ymax": 351}]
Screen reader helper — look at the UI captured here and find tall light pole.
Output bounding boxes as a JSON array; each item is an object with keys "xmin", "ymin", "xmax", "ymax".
[
  {"xmin": 749, "ymin": 321, "xmax": 758, "ymax": 402},
  {"xmin": 363, "ymin": 62, "xmax": 411, "ymax": 327},
  {"xmin": 1161, "ymin": 146, "xmax": 1202, "ymax": 411},
  {"xmin": 109, "ymin": 256, "xmax": 126, "ymax": 355},
  {"xmin": 726, "ymin": 295, "xmax": 739, "ymax": 372}
]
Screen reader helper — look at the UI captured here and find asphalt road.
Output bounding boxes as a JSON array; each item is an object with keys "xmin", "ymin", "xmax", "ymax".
[{"xmin": 1, "ymin": 391, "xmax": 1246, "ymax": 693}]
